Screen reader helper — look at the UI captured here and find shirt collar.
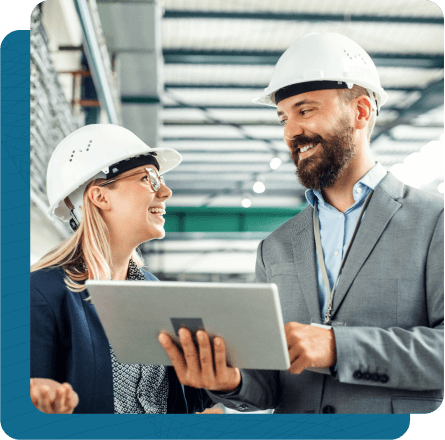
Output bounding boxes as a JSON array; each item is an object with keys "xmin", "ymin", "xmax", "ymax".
[{"xmin": 305, "ymin": 162, "xmax": 387, "ymax": 208}]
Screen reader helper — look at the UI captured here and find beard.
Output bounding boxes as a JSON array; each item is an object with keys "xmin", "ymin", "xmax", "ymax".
[{"xmin": 290, "ymin": 113, "xmax": 356, "ymax": 190}]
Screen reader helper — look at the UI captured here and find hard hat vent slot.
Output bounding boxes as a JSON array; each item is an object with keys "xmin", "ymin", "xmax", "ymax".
[
  {"xmin": 69, "ymin": 140, "xmax": 92, "ymax": 162},
  {"xmin": 344, "ymin": 48, "xmax": 368, "ymax": 66}
]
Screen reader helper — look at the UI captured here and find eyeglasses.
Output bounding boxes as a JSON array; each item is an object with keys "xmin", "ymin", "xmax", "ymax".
[{"xmin": 98, "ymin": 167, "xmax": 165, "ymax": 192}]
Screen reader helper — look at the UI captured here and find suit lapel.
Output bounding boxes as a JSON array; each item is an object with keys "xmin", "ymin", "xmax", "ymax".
[
  {"xmin": 290, "ymin": 206, "xmax": 322, "ymax": 320},
  {"xmin": 330, "ymin": 173, "xmax": 403, "ymax": 319}
]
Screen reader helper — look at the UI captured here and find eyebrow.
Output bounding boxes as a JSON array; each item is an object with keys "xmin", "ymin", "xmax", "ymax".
[{"xmin": 277, "ymin": 99, "xmax": 321, "ymax": 117}]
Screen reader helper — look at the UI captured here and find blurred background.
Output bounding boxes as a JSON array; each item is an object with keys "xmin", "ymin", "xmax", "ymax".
[{"xmin": 31, "ymin": 0, "xmax": 444, "ymax": 279}]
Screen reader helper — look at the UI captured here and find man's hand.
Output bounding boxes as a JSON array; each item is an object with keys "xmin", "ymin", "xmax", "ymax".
[
  {"xmin": 158, "ymin": 328, "xmax": 241, "ymax": 393},
  {"xmin": 30, "ymin": 378, "xmax": 79, "ymax": 414},
  {"xmin": 197, "ymin": 405, "xmax": 224, "ymax": 414},
  {"xmin": 285, "ymin": 322, "xmax": 336, "ymax": 374}
]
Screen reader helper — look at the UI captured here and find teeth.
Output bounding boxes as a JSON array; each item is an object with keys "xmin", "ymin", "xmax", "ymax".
[
  {"xmin": 149, "ymin": 208, "xmax": 165, "ymax": 214},
  {"xmin": 300, "ymin": 144, "xmax": 315, "ymax": 153}
]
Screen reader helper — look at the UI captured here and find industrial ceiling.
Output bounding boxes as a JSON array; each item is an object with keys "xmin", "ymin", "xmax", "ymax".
[{"xmin": 96, "ymin": 0, "xmax": 443, "ymax": 209}]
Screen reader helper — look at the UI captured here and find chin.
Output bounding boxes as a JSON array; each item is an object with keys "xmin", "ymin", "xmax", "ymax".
[{"xmin": 144, "ymin": 228, "xmax": 165, "ymax": 241}]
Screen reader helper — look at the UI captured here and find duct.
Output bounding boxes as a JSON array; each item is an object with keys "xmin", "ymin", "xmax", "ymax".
[{"xmin": 97, "ymin": 0, "xmax": 163, "ymax": 149}]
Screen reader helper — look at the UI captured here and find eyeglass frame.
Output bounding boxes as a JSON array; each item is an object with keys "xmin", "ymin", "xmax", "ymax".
[{"xmin": 97, "ymin": 167, "xmax": 165, "ymax": 192}]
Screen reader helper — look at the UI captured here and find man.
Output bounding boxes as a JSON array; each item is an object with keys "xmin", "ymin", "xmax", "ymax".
[{"xmin": 159, "ymin": 33, "xmax": 443, "ymax": 414}]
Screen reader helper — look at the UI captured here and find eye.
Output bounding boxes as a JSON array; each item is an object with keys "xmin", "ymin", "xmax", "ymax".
[
  {"xmin": 278, "ymin": 119, "xmax": 287, "ymax": 126},
  {"xmin": 301, "ymin": 109, "xmax": 312, "ymax": 115}
]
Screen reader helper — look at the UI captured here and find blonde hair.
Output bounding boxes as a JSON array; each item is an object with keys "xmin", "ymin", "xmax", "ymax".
[
  {"xmin": 31, "ymin": 179, "xmax": 144, "ymax": 292},
  {"xmin": 339, "ymin": 85, "xmax": 376, "ymax": 142}
]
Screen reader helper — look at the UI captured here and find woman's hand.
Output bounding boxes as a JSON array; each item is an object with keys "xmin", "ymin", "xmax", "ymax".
[
  {"xmin": 159, "ymin": 328, "xmax": 241, "ymax": 393},
  {"xmin": 30, "ymin": 378, "xmax": 79, "ymax": 414}
]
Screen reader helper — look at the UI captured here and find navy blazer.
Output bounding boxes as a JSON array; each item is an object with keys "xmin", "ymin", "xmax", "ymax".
[{"xmin": 30, "ymin": 266, "xmax": 212, "ymax": 414}]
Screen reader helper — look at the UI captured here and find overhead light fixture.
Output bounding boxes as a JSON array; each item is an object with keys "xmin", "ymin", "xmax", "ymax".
[
  {"xmin": 270, "ymin": 157, "xmax": 282, "ymax": 170},
  {"xmin": 253, "ymin": 180, "xmax": 265, "ymax": 194},
  {"xmin": 241, "ymin": 197, "xmax": 252, "ymax": 208}
]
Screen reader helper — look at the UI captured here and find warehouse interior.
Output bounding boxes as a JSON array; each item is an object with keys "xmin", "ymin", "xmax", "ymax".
[
  {"xmin": 31, "ymin": 0, "xmax": 444, "ymax": 280},
  {"xmin": 27, "ymin": 0, "xmax": 444, "ymax": 417}
]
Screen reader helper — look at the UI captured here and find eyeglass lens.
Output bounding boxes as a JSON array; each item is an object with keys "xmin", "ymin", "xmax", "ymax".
[{"xmin": 147, "ymin": 168, "xmax": 165, "ymax": 191}]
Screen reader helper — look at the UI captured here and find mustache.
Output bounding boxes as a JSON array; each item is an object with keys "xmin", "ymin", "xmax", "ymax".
[{"xmin": 290, "ymin": 135, "xmax": 324, "ymax": 151}]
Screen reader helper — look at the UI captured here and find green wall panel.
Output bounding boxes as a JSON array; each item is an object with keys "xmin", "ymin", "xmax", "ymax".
[{"xmin": 164, "ymin": 206, "xmax": 306, "ymax": 233}]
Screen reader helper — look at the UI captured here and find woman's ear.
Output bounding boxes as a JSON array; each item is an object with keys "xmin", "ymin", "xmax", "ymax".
[
  {"xmin": 356, "ymin": 96, "xmax": 372, "ymax": 130},
  {"xmin": 87, "ymin": 186, "xmax": 111, "ymax": 212}
]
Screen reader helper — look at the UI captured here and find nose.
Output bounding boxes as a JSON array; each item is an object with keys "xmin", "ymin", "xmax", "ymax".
[
  {"xmin": 284, "ymin": 117, "xmax": 304, "ymax": 141},
  {"xmin": 156, "ymin": 182, "xmax": 172, "ymax": 200}
]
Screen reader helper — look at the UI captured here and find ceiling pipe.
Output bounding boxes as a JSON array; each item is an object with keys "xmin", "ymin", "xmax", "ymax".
[{"xmin": 73, "ymin": 0, "xmax": 119, "ymax": 124}]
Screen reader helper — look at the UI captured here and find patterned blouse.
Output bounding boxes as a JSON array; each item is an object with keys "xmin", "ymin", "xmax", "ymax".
[{"xmin": 109, "ymin": 259, "xmax": 169, "ymax": 414}]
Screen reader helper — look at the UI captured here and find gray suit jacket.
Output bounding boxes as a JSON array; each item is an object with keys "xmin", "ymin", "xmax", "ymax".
[{"xmin": 209, "ymin": 173, "xmax": 444, "ymax": 414}]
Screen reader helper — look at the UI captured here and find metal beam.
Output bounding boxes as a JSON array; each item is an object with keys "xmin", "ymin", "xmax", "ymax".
[
  {"xmin": 164, "ymin": 84, "xmax": 421, "ymax": 92},
  {"xmin": 121, "ymin": 95, "xmax": 160, "ymax": 104},
  {"xmin": 163, "ymin": 10, "xmax": 444, "ymax": 25},
  {"xmin": 74, "ymin": 0, "xmax": 119, "ymax": 124},
  {"xmin": 163, "ymin": 50, "xmax": 444, "ymax": 68},
  {"xmin": 163, "ymin": 137, "xmax": 284, "ymax": 142},
  {"xmin": 164, "ymin": 104, "xmax": 269, "ymax": 109},
  {"xmin": 373, "ymin": 78, "xmax": 444, "ymax": 142}
]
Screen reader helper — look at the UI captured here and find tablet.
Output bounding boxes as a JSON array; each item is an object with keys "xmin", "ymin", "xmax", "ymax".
[{"xmin": 86, "ymin": 280, "xmax": 290, "ymax": 370}]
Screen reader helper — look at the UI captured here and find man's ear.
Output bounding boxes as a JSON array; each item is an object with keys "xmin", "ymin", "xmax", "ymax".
[
  {"xmin": 87, "ymin": 186, "xmax": 111, "ymax": 212},
  {"xmin": 355, "ymin": 96, "xmax": 372, "ymax": 129}
]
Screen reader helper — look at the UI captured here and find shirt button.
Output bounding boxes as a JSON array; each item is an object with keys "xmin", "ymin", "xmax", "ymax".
[
  {"xmin": 339, "ymin": 213, "xmax": 344, "ymax": 219},
  {"xmin": 356, "ymin": 187, "xmax": 362, "ymax": 193},
  {"xmin": 334, "ymin": 250, "xmax": 339, "ymax": 256}
]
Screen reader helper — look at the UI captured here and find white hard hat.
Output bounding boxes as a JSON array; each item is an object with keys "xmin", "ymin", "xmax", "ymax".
[
  {"xmin": 254, "ymin": 33, "xmax": 388, "ymax": 111},
  {"xmin": 46, "ymin": 124, "xmax": 182, "ymax": 227}
]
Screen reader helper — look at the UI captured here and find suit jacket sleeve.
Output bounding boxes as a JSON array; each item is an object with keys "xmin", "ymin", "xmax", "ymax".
[
  {"xmin": 334, "ymin": 209, "xmax": 444, "ymax": 390},
  {"xmin": 31, "ymin": 284, "xmax": 60, "ymax": 380}
]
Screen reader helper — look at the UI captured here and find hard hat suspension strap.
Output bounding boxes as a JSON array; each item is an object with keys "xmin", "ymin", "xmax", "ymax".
[{"xmin": 275, "ymin": 80, "xmax": 349, "ymax": 105}]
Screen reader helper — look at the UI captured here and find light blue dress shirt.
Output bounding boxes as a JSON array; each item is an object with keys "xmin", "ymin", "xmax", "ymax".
[{"xmin": 305, "ymin": 162, "xmax": 387, "ymax": 320}]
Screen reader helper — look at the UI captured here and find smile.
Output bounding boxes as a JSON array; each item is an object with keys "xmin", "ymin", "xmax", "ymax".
[
  {"xmin": 299, "ymin": 144, "xmax": 316, "ymax": 153},
  {"xmin": 148, "ymin": 208, "xmax": 166, "ymax": 216}
]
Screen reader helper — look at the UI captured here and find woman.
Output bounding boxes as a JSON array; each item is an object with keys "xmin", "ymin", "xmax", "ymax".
[{"xmin": 30, "ymin": 124, "xmax": 214, "ymax": 414}]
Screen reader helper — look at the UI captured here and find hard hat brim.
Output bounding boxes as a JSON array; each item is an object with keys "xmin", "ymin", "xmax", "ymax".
[{"xmin": 48, "ymin": 147, "xmax": 182, "ymax": 222}]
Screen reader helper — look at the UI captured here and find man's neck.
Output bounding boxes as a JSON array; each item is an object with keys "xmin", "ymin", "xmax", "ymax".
[{"xmin": 321, "ymin": 158, "xmax": 375, "ymax": 213}]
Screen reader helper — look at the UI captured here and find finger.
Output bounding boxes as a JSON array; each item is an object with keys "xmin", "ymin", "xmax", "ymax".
[
  {"xmin": 179, "ymin": 328, "xmax": 201, "ymax": 373},
  {"xmin": 284, "ymin": 323, "xmax": 295, "ymax": 348},
  {"xmin": 30, "ymin": 383, "xmax": 40, "ymax": 408},
  {"xmin": 39, "ymin": 386, "xmax": 53, "ymax": 413},
  {"xmin": 197, "ymin": 331, "xmax": 215, "ymax": 384},
  {"xmin": 54, "ymin": 386, "xmax": 65, "ymax": 413},
  {"xmin": 63, "ymin": 384, "xmax": 79, "ymax": 414},
  {"xmin": 213, "ymin": 337, "xmax": 229, "ymax": 378},
  {"xmin": 284, "ymin": 322, "xmax": 304, "ymax": 343},
  {"xmin": 287, "ymin": 343, "xmax": 301, "ymax": 365},
  {"xmin": 158, "ymin": 332, "xmax": 188, "ymax": 381},
  {"xmin": 213, "ymin": 338, "xmax": 241, "ymax": 392},
  {"xmin": 288, "ymin": 356, "xmax": 307, "ymax": 375}
]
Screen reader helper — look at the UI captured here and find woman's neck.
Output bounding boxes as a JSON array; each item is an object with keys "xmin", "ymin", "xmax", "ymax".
[{"xmin": 109, "ymin": 245, "xmax": 134, "ymax": 281}]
